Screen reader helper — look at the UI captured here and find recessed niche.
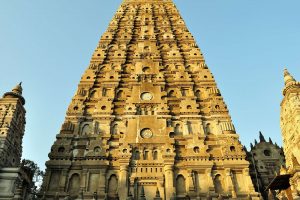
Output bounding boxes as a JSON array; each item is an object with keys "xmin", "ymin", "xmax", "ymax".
[
  {"xmin": 230, "ymin": 146, "xmax": 236, "ymax": 152},
  {"xmin": 264, "ymin": 150, "xmax": 271, "ymax": 156},
  {"xmin": 94, "ymin": 147, "xmax": 101, "ymax": 153},
  {"xmin": 58, "ymin": 147, "xmax": 65, "ymax": 153},
  {"xmin": 193, "ymin": 147, "xmax": 200, "ymax": 153}
]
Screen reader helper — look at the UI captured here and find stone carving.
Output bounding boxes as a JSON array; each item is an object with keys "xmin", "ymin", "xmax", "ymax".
[
  {"xmin": 280, "ymin": 69, "xmax": 300, "ymax": 197},
  {"xmin": 246, "ymin": 132, "xmax": 285, "ymax": 199},
  {"xmin": 39, "ymin": 0, "xmax": 260, "ymax": 199},
  {"xmin": 0, "ymin": 84, "xmax": 32, "ymax": 199}
]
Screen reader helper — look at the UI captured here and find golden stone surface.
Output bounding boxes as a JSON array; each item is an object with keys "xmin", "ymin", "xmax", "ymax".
[
  {"xmin": 40, "ymin": 0, "xmax": 260, "ymax": 199},
  {"xmin": 280, "ymin": 69, "xmax": 300, "ymax": 197}
]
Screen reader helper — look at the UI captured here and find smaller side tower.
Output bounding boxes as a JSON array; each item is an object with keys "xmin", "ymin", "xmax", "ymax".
[
  {"xmin": 246, "ymin": 132, "xmax": 285, "ymax": 199},
  {"xmin": 0, "ymin": 83, "xmax": 26, "ymax": 167},
  {"xmin": 280, "ymin": 68, "xmax": 300, "ymax": 197},
  {"xmin": 0, "ymin": 83, "xmax": 32, "ymax": 200}
]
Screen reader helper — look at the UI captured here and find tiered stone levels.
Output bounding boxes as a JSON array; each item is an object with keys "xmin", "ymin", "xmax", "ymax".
[
  {"xmin": 0, "ymin": 83, "xmax": 25, "ymax": 168},
  {"xmin": 280, "ymin": 69, "xmax": 300, "ymax": 197},
  {"xmin": 40, "ymin": 0, "xmax": 259, "ymax": 199}
]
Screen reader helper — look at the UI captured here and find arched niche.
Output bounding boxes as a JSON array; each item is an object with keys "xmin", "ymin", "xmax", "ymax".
[
  {"xmin": 90, "ymin": 90, "xmax": 97, "ymax": 98},
  {"xmin": 176, "ymin": 175, "xmax": 186, "ymax": 196},
  {"xmin": 142, "ymin": 66, "xmax": 150, "ymax": 73},
  {"xmin": 168, "ymin": 90, "xmax": 175, "ymax": 97},
  {"xmin": 81, "ymin": 124, "xmax": 91, "ymax": 135},
  {"xmin": 214, "ymin": 174, "xmax": 224, "ymax": 194},
  {"xmin": 68, "ymin": 173, "xmax": 80, "ymax": 195},
  {"xmin": 144, "ymin": 149, "xmax": 149, "ymax": 160},
  {"xmin": 108, "ymin": 174, "xmax": 118, "ymax": 197},
  {"xmin": 111, "ymin": 123, "xmax": 118, "ymax": 135},
  {"xmin": 175, "ymin": 123, "xmax": 182, "ymax": 136},
  {"xmin": 116, "ymin": 90, "xmax": 124, "ymax": 98},
  {"xmin": 153, "ymin": 150, "xmax": 158, "ymax": 160},
  {"xmin": 206, "ymin": 123, "xmax": 213, "ymax": 135},
  {"xmin": 195, "ymin": 90, "xmax": 201, "ymax": 98}
]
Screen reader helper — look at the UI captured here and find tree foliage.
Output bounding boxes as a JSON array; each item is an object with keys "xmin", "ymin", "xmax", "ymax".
[{"xmin": 21, "ymin": 159, "xmax": 44, "ymax": 199}]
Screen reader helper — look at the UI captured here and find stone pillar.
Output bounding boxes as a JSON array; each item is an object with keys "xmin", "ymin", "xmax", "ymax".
[
  {"xmin": 119, "ymin": 165, "xmax": 128, "ymax": 200},
  {"xmin": 98, "ymin": 168, "xmax": 106, "ymax": 196},
  {"xmin": 149, "ymin": 149, "xmax": 153, "ymax": 160},
  {"xmin": 243, "ymin": 168, "xmax": 255, "ymax": 193},
  {"xmin": 187, "ymin": 170, "xmax": 195, "ymax": 192},
  {"xmin": 225, "ymin": 168, "xmax": 235, "ymax": 196},
  {"xmin": 59, "ymin": 169, "xmax": 68, "ymax": 192},
  {"xmin": 80, "ymin": 169, "xmax": 88, "ymax": 192},
  {"xmin": 183, "ymin": 121, "xmax": 189, "ymax": 136},
  {"xmin": 41, "ymin": 169, "xmax": 51, "ymax": 192},
  {"xmin": 158, "ymin": 178, "xmax": 164, "ymax": 200},
  {"xmin": 164, "ymin": 165, "xmax": 174, "ymax": 200}
]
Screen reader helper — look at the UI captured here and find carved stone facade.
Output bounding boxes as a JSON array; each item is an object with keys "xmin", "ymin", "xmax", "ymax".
[
  {"xmin": 280, "ymin": 69, "xmax": 300, "ymax": 198},
  {"xmin": 40, "ymin": 0, "xmax": 260, "ymax": 199},
  {"xmin": 246, "ymin": 132, "xmax": 285, "ymax": 199},
  {"xmin": 0, "ymin": 84, "xmax": 32, "ymax": 200},
  {"xmin": 0, "ymin": 83, "xmax": 25, "ymax": 168}
]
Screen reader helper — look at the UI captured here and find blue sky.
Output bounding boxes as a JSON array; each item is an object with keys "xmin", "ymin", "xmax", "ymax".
[{"xmin": 0, "ymin": 0, "xmax": 299, "ymax": 170}]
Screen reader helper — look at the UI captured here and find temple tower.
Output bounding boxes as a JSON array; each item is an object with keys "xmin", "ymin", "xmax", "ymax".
[
  {"xmin": 0, "ymin": 83, "xmax": 26, "ymax": 168},
  {"xmin": 246, "ymin": 132, "xmax": 285, "ymax": 199},
  {"xmin": 280, "ymin": 69, "xmax": 300, "ymax": 197},
  {"xmin": 40, "ymin": 0, "xmax": 260, "ymax": 199},
  {"xmin": 0, "ymin": 83, "xmax": 32, "ymax": 200}
]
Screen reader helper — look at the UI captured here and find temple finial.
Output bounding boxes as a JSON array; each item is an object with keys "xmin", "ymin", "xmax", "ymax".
[
  {"xmin": 3, "ymin": 82, "xmax": 25, "ymax": 105},
  {"xmin": 12, "ymin": 82, "xmax": 23, "ymax": 95},
  {"xmin": 284, "ymin": 68, "xmax": 296, "ymax": 87}
]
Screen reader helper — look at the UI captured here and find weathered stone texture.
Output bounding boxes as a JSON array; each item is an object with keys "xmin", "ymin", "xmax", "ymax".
[
  {"xmin": 40, "ymin": 0, "xmax": 260, "ymax": 199},
  {"xmin": 247, "ymin": 132, "xmax": 285, "ymax": 199}
]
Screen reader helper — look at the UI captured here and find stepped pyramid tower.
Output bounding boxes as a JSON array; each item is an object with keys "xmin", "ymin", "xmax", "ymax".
[{"xmin": 40, "ymin": 0, "xmax": 259, "ymax": 199}]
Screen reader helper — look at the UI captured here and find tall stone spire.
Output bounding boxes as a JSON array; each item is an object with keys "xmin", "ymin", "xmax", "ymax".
[
  {"xmin": 0, "ymin": 83, "xmax": 31, "ymax": 200},
  {"xmin": 0, "ymin": 83, "xmax": 26, "ymax": 167},
  {"xmin": 40, "ymin": 0, "xmax": 259, "ymax": 199},
  {"xmin": 280, "ymin": 67, "xmax": 300, "ymax": 197}
]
